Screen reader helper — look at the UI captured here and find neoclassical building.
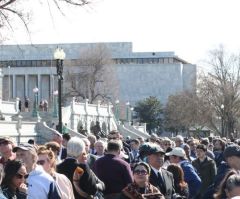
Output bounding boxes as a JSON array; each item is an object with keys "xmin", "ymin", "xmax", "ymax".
[{"xmin": 0, "ymin": 42, "xmax": 196, "ymax": 107}]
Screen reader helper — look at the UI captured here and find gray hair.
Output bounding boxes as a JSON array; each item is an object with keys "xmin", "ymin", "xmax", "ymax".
[{"xmin": 67, "ymin": 137, "xmax": 85, "ymax": 158}]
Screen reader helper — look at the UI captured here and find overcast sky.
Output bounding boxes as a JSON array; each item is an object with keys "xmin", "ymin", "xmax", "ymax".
[{"xmin": 4, "ymin": 0, "xmax": 240, "ymax": 70}]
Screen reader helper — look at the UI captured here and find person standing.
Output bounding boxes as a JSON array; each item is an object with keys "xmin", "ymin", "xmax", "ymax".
[
  {"xmin": 24, "ymin": 97, "xmax": 29, "ymax": 112},
  {"xmin": 166, "ymin": 147, "xmax": 201, "ymax": 199},
  {"xmin": 13, "ymin": 143, "xmax": 61, "ymax": 199},
  {"xmin": 148, "ymin": 144, "xmax": 175, "ymax": 199},
  {"xmin": 192, "ymin": 144, "xmax": 217, "ymax": 199},
  {"xmin": 93, "ymin": 140, "xmax": 133, "ymax": 199}
]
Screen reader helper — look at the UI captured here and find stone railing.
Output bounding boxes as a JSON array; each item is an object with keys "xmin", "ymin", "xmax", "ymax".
[{"xmin": 0, "ymin": 99, "xmax": 19, "ymax": 121}]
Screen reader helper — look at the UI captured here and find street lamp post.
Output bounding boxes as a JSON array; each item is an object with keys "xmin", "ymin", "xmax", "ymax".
[
  {"xmin": 126, "ymin": 102, "xmax": 130, "ymax": 122},
  {"xmin": 130, "ymin": 107, "xmax": 134, "ymax": 124},
  {"xmin": 8, "ymin": 65, "xmax": 10, "ymax": 101},
  {"xmin": 115, "ymin": 100, "xmax": 119, "ymax": 121},
  {"xmin": 54, "ymin": 47, "xmax": 66, "ymax": 134},
  {"xmin": 32, "ymin": 87, "xmax": 39, "ymax": 117},
  {"xmin": 52, "ymin": 90, "xmax": 58, "ymax": 118},
  {"xmin": 221, "ymin": 104, "xmax": 224, "ymax": 137}
]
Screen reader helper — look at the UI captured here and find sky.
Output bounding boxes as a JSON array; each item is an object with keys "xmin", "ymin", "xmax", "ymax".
[{"xmin": 4, "ymin": 0, "xmax": 240, "ymax": 70}]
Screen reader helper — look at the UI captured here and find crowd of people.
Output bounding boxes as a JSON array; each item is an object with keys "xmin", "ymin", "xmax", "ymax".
[{"xmin": 1, "ymin": 131, "xmax": 240, "ymax": 199}]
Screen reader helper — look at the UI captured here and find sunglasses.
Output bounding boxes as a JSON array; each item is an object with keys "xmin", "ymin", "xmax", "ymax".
[
  {"xmin": 133, "ymin": 170, "xmax": 148, "ymax": 175},
  {"xmin": 15, "ymin": 173, "xmax": 29, "ymax": 179}
]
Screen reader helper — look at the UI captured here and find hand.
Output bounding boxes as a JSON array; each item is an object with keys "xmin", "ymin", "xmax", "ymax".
[
  {"xmin": 19, "ymin": 183, "xmax": 28, "ymax": 193},
  {"xmin": 73, "ymin": 167, "xmax": 84, "ymax": 181}
]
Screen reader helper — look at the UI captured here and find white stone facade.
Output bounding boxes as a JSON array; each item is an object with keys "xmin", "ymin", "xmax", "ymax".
[{"xmin": 0, "ymin": 42, "xmax": 196, "ymax": 105}]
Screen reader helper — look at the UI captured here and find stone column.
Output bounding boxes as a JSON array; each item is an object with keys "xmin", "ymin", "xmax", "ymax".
[
  {"xmin": 13, "ymin": 75, "xmax": 16, "ymax": 98},
  {"xmin": 0, "ymin": 68, "xmax": 3, "ymax": 100},
  {"xmin": 25, "ymin": 75, "xmax": 28, "ymax": 98},
  {"xmin": 37, "ymin": 74, "xmax": 41, "ymax": 103}
]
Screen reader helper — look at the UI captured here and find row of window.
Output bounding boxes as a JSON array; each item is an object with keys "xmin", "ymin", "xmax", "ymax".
[
  {"xmin": 0, "ymin": 57, "xmax": 182, "ymax": 68},
  {"xmin": 114, "ymin": 57, "xmax": 180, "ymax": 64}
]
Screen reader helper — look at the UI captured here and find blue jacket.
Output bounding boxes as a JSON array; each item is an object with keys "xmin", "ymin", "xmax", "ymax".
[{"xmin": 180, "ymin": 160, "xmax": 201, "ymax": 199}]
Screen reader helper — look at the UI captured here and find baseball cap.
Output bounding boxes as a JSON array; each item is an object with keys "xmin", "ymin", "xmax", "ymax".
[
  {"xmin": 224, "ymin": 144, "xmax": 240, "ymax": 159},
  {"xmin": 165, "ymin": 147, "xmax": 186, "ymax": 158},
  {"xmin": 148, "ymin": 143, "xmax": 165, "ymax": 155},
  {"xmin": 13, "ymin": 143, "xmax": 37, "ymax": 154}
]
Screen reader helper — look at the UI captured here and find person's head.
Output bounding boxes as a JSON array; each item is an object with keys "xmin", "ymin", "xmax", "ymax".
[
  {"xmin": 94, "ymin": 140, "xmax": 106, "ymax": 156},
  {"xmin": 201, "ymin": 138, "xmax": 209, "ymax": 147},
  {"xmin": 214, "ymin": 170, "xmax": 238, "ymax": 199},
  {"xmin": 27, "ymin": 139, "xmax": 35, "ymax": 145},
  {"xmin": 82, "ymin": 138, "xmax": 91, "ymax": 154},
  {"xmin": 224, "ymin": 145, "xmax": 240, "ymax": 170},
  {"xmin": 183, "ymin": 144, "xmax": 191, "ymax": 157},
  {"xmin": 62, "ymin": 133, "xmax": 71, "ymax": 148},
  {"xmin": 0, "ymin": 137, "xmax": 15, "ymax": 158},
  {"xmin": 167, "ymin": 164, "xmax": 186, "ymax": 188},
  {"xmin": 162, "ymin": 138, "xmax": 172, "ymax": 151},
  {"xmin": 214, "ymin": 138, "xmax": 226, "ymax": 152},
  {"xmin": 130, "ymin": 139, "xmax": 140, "ymax": 151},
  {"xmin": 133, "ymin": 162, "xmax": 151, "ymax": 186},
  {"xmin": 137, "ymin": 137, "xmax": 144, "ymax": 145},
  {"xmin": 67, "ymin": 137, "xmax": 87, "ymax": 164},
  {"xmin": 108, "ymin": 130, "xmax": 121, "ymax": 140},
  {"xmin": 187, "ymin": 138, "xmax": 198, "ymax": 151},
  {"xmin": 2, "ymin": 160, "xmax": 28, "ymax": 191},
  {"xmin": 52, "ymin": 132, "xmax": 63, "ymax": 145},
  {"xmin": 166, "ymin": 147, "xmax": 186, "ymax": 164},
  {"xmin": 87, "ymin": 134, "xmax": 97, "ymax": 149},
  {"xmin": 196, "ymin": 144, "xmax": 207, "ymax": 159},
  {"xmin": 106, "ymin": 140, "xmax": 122, "ymax": 155},
  {"xmin": 175, "ymin": 135, "xmax": 184, "ymax": 147},
  {"xmin": 13, "ymin": 143, "xmax": 38, "ymax": 173},
  {"xmin": 37, "ymin": 146, "xmax": 55, "ymax": 174},
  {"xmin": 149, "ymin": 134, "xmax": 158, "ymax": 143},
  {"xmin": 45, "ymin": 141, "xmax": 60, "ymax": 159},
  {"xmin": 147, "ymin": 144, "xmax": 165, "ymax": 170},
  {"xmin": 225, "ymin": 174, "xmax": 240, "ymax": 199}
]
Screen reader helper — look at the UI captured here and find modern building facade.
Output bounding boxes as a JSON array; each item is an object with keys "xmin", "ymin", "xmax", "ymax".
[{"xmin": 0, "ymin": 42, "xmax": 196, "ymax": 106}]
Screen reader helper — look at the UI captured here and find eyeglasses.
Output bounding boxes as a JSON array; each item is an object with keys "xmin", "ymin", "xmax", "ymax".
[
  {"xmin": 37, "ymin": 160, "xmax": 47, "ymax": 165},
  {"xmin": 0, "ymin": 141, "xmax": 10, "ymax": 146},
  {"xmin": 15, "ymin": 173, "xmax": 29, "ymax": 179},
  {"xmin": 133, "ymin": 170, "xmax": 148, "ymax": 175}
]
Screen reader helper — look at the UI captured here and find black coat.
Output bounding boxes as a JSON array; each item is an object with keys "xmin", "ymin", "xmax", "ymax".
[
  {"xmin": 149, "ymin": 168, "xmax": 175, "ymax": 199},
  {"xmin": 57, "ymin": 157, "xmax": 105, "ymax": 199}
]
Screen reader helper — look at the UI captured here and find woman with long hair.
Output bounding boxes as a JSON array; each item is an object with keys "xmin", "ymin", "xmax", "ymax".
[
  {"xmin": 167, "ymin": 164, "xmax": 189, "ymax": 198},
  {"xmin": 1, "ymin": 160, "xmax": 28, "ymax": 199},
  {"xmin": 37, "ymin": 145, "xmax": 75, "ymax": 199}
]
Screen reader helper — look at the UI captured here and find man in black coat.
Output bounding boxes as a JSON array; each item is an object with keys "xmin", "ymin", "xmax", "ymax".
[{"xmin": 148, "ymin": 144, "xmax": 175, "ymax": 199}]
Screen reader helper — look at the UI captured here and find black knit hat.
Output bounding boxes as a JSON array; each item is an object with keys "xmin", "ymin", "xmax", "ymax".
[{"xmin": 224, "ymin": 144, "xmax": 240, "ymax": 159}]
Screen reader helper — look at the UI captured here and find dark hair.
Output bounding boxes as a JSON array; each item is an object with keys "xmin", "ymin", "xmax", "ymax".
[
  {"xmin": 63, "ymin": 133, "xmax": 71, "ymax": 141},
  {"xmin": 214, "ymin": 170, "xmax": 238, "ymax": 199},
  {"xmin": 214, "ymin": 138, "xmax": 226, "ymax": 151},
  {"xmin": 133, "ymin": 162, "xmax": 151, "ymax": 175},
  {"xmin": 2, "ymin": 160, "xmax": 25, "ymax": 187},
  {"xmin": 28, "ymin": 139, "xmax": 35, "ymax": 145},
  {"xmin": 107, "ymin": 140, "xmax": 121, "ymax": 152},
  {"xmin": 167, "ymin": 164, "xmax": 187, "ymax": 190},
  {"xmin": 196, "ymin": 144, "xmax": 207, "ymax": 152},
  {"xmin": 201, "ymin": 138, "xmax": 209, "ymax": 146}
]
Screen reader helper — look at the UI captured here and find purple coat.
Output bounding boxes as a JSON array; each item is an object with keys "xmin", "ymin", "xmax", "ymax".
[{"xmin": 93, "ymin": 154, "xmax": 133, "ymax": 195}]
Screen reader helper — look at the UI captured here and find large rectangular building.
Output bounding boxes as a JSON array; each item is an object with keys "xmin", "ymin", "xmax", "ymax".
[{"xmin": 0, "ymin": 42, "xmax": 196, "ymax": 106}]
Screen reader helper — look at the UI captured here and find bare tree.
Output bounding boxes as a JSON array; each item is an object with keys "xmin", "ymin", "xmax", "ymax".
[
  {"xmin": 197, "ymin": 45, "xmax": 240, "ymax": 137},
  {"xmin": 63, "ymin": 44, "xmax": 119, "ymax": 104},
  {"xmin": 0, "ymin": 0, "xmax": 93, "ymax": 39}
]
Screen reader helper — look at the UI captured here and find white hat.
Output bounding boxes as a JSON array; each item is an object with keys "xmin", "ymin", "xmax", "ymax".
[{"xmin": 165, "ymin": 147, "xmax": 186, "ymax": 158}]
